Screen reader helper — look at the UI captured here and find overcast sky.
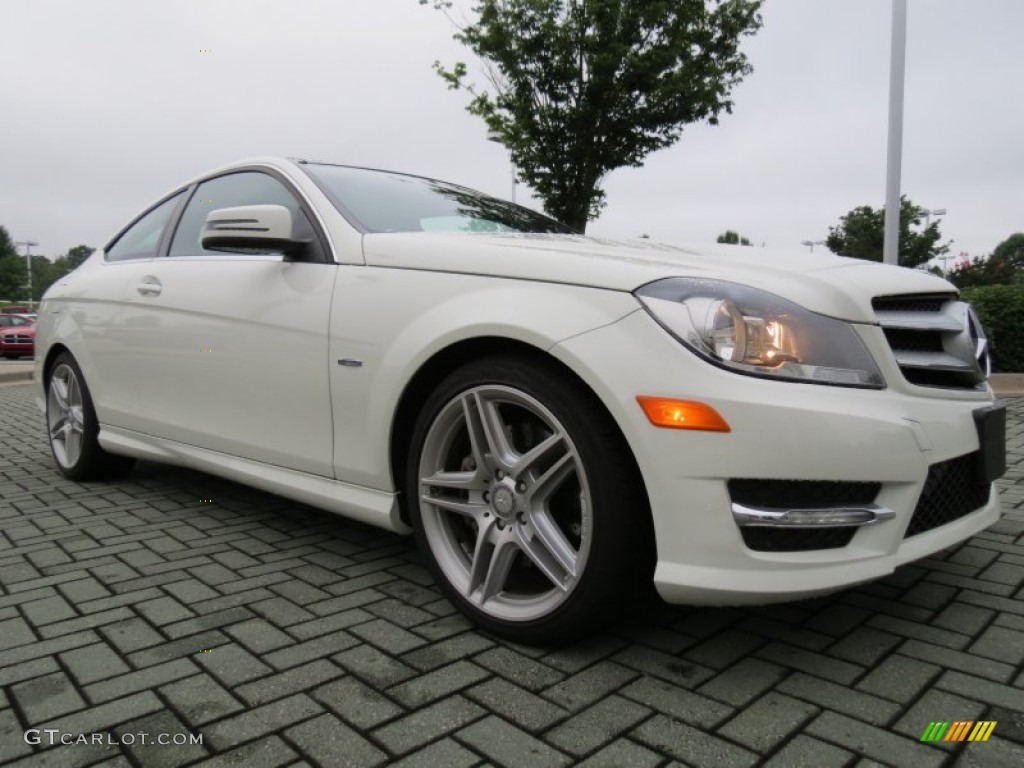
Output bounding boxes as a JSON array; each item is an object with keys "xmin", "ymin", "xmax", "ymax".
[{"xmin": 1, "ymin": 0, "xmax": 1021, "ymax": 261}]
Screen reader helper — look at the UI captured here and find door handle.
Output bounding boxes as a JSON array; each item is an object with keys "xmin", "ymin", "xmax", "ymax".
[{"xmin": 136, "ymin": 277, "xmax": 162, "ymax": 297}]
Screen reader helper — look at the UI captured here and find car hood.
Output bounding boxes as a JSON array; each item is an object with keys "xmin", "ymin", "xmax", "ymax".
[{"xmin": 362, "ymin": 232, "xmax": 955, "ymax": 324}]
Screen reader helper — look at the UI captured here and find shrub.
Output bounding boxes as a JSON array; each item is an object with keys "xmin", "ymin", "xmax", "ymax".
[{"xmin": 962, "ymin": 285, "xmax": 1024, "ymax": 372}]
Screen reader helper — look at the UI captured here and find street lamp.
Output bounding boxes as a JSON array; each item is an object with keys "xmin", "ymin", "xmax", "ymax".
[
  {"xmin": 14, "ymin": 240, "xmax": 38, "ymax": 309},
  {"xmin": 801, "ymin": 239, "xmax": 826, "ymax": 253},
  {"xmin": 883, "ymin": 0, "xmax": 908, "ymax": 266},
  {"xmin": 487, "ymin": 131, "xmax": 517, "ymax": 203},
  {"xmin": 920, "ymin": 207, "xmax": 946, "ymax": 228}
]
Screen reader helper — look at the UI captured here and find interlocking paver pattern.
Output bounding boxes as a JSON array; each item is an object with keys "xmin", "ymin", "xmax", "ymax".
[{"xmin": 1, "ymin": 383, "xmax": 1022, "ymax": 766}]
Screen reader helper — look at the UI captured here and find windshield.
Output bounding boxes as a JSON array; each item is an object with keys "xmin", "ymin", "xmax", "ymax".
[{"xmin": 302, "ymin": 164, "xmax": 574, "ymax": 235}]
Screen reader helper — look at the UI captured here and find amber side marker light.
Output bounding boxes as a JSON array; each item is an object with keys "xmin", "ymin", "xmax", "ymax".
[{"xmin": 636, "ymin": 396, "xmax": 731, "ymax": 432}]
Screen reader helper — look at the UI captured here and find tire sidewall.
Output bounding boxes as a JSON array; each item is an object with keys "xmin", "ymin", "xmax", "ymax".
[
  {"xmin": 406, "ymin": 355, "xmax": 646, "ymax": 644},
  {"xmin": 45, "ymin": 352, "xmax": 132, "ymax": 480}
]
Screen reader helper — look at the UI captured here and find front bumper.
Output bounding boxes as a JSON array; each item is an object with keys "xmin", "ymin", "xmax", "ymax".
[
  {"xmin": 0, "ymin": 342, "xmax": 35, "ymax": 355},
  {"xmin": 552, "ymin": 310, "xmax": 1001, "ymax": 605}
]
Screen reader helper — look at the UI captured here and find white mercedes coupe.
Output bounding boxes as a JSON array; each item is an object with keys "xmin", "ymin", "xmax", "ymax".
[{"xmin": 35, "ymin": 157, "xmax": 1006, "ymax": 643}]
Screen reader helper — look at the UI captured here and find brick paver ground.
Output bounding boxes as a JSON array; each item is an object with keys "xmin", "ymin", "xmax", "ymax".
[{"xmin": 1, "ymin": 382, "xmax": 1022, "ymax": 767}]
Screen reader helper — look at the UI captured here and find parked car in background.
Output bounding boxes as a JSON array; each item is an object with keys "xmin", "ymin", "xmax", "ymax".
[
  {"xmin": 0, "ymin": 314, "xmax": 34, "ymax": 328},
  {"xmin": 0, "ymin": 306, "xmax": 33, "ymax": 316},
  {"xmin": 0, "ymin": 323, "xmax": 35, "ymax": 358},
  {"xmin": 32, "ymin": 156, "xmax": 1006, "ymax": 643}
]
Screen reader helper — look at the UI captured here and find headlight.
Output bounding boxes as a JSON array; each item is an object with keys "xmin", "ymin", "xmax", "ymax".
[{"xmin": 636, "ymin": 278, "xmax": 884, "ymax": 388}]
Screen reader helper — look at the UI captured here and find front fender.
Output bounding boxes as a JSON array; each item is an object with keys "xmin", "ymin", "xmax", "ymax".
[{"xmin": 327, "ymin": 266, "xmax": 638, "ymax": 489}]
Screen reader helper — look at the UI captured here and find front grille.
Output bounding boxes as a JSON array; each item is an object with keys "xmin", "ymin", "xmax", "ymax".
[
  {"xmin": 883, "ymin": 328, "xmax": 944, "ymax": 353},
  {"xmin": 872, "ymin": 293, "xmax": 989, "ymax": 390},
  {"xmin": 904, "ymin": 452, "xmax": 991, "ymax": 537},
  {"xmin": 1, "ymin": 334, "xmax": 31, "ymax": 344},
  {"xmin": 740, "ymin": 527, "xmax": 857, "ymax": 552},
  {"xmin": 728, "ymin": 479, "xmax": 881, "ymax": 509},
  {"xmin": 873, "ymin": 295, "xmax": 947, "ymax": 313}
]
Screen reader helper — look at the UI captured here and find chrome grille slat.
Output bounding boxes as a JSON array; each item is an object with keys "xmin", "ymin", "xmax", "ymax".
[
  {"xmin": 872, "ymin": 293, "xmax": 990, "ymax": 389},
  {"xmin": 891, "ymin": 351, "xmax": 980, "ymax": 372},
  {"xmin": 874, "ymin": 311, "xmax": 963, "ymax": 332}
]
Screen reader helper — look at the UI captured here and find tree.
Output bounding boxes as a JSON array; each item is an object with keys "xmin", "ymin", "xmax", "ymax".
[
  {"xmin": 825, "ymin": 196, "xmax": 950, "ymax": 269},
  {"xmin": 946, "ymin": 234, "xmax": 1024, "ymax": 289},
  {"xmin": 717, "ymin": 230, "xmax": 751, "ymax": 246},
  {"xmin": 946, "ymin": 254, "xmax": 1014, "ymax": 289},
  {"xmin": 32, "ymin": 245, "xmax": 96, "ymax": 301},
  {"xmin": 64, "ymin": 245, "xmax": 95, "ymax": 271},
  {"xmin": 423, "ymin": 0, "xmax": 764, "ymax": 231},
  {"xmin": 992, "ymin": 232, "xmax": 1024, "ymax": 274},
  {"xmin": 0, "ymin": 226, "xmax": 27, "ymax": 301}
]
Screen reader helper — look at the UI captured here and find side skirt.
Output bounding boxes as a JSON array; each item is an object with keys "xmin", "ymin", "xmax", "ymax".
[{"xmin": 99, "ymin": 425, "xmax": 408, "ymax": 534}]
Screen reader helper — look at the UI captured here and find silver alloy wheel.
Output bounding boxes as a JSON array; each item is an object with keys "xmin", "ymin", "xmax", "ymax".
[
  {"xmin": 47, "ymin": 363, "xmax": 85, "ymax": 469},
  {"xmin": 418, "ymin": 385, "xmax": 593, "ymax": 621}
]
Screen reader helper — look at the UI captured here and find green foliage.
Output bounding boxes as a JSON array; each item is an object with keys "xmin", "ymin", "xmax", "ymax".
[
  {"xmin": 946, "ymin": 233, "xmax": 1024, "ymax": 289},
  {"xmin": 63, "ymin": 245, "xmax": 95, "ymax": 271},
  {"xmin": 33, "ymin": 245, "xmax": 96, "ymax": 302},
  {"xmin": 423, "ymin": 0, "xmax": 764, "ymax": 231},
  {"xmin": 0, "ymin": 226, "xmax": 28, "ymax": 301},
  {"xmin": 716, "ymin": 229, "xmax": 751, "ymax": 246},
  {"xmin": 29, "ymin": 254, "xmax": 53, "ymax": 303},
  {"xmin": 993, "ymin": 232, "xmax": 1024, "ymax": 271},
  {"xmin": 0, "ymin": 232, "xmax": 96, "ymax": 303},
  {"xmin": 962, "ymin": 284, "xmax": 1024, "ymax": 372},
  {"xmin": 946, "ymin": 254, "xmax": 1015, "ymax": 288},
  {"xmin": 825, "ymin": 196, "xmax": 949, "ymax": 269},
  {"xmin": 0, "ymin": 226, "xmax": 15, "ymax": 259}
]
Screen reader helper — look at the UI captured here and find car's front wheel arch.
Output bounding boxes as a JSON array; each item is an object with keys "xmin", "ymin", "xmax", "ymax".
[
  {"xmin": 43, "ymin": 342, "xmax": 72, "ymax": 388},
  {"xmin": 390, "ymin": 337, "xmax": 650, "ymax": 525}
]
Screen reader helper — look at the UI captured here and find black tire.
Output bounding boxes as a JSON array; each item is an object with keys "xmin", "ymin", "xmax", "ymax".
[
  {"xmin": 45, "ymin": 352, "xmax": 135, "ymax": 481},
  {"xmin": 406, "ymin": 354, "xmax": 653, "ymax": 645}
]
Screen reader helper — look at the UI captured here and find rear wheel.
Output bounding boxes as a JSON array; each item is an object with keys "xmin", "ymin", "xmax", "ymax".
[
  {"xmin": 46, "ymin": 352, "xmax": 135, "ymax": 480},
  {"xmin": 407, "ymin": 355, "xmax": 652, "ymax": 644}
]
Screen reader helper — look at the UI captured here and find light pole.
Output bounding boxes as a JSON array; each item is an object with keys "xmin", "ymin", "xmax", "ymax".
[
  {"xmin": 14, "ymin": 240, "xmax": 38, "ymax": 309},
  {"xmin": 920, "ymin": 207, "xmax": 946, "ymax": 229},
  {"xmin": 883, "ymin": 0, "xmax": 908, "ymax": 265},
  {"xmin": 487, "ymin": 131, "xmax": 517, "ymax": 203},
  {"xmin": 801, "ymin": 239, "xmax": 826, "ymax": 253},
  {"xmin": 937, "ymin": 253, "xmax": 954, "ymax": 275}
]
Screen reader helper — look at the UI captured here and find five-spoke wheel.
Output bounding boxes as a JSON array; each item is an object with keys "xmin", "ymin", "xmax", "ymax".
[
  {"xmin": 418, "ymin": 384, "xmax": 592, "ymax": 621},
  {"xmin": 45, "ymin": 352, "xmax": 135, "ymax": 480},
  {"xmin": 408, "ymin": 356, "xmax": 651, "ymax": 644}
]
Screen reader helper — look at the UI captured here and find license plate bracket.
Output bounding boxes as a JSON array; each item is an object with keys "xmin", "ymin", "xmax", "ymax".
[{"xmin": 974, "ymin": 402, "xmax": 1007, "ymax": 485}]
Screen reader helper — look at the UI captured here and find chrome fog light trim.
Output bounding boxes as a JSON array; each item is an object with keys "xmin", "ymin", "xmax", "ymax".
[{"xmin": 732, "ymin": 503, "xmax": 895, "ymax": 529}]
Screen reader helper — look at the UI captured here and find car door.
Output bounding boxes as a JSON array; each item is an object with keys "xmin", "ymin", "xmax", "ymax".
[
  {"xmin": 122, "ymin": 170, "xmax": 336, "ymax": 477},
  {"xmin": 71, "ymin": 191, "xmax": 187, "ymax": 427}
]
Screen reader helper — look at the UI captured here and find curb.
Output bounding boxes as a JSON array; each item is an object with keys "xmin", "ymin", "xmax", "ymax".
[
  {"xmin": 992, "ymin": 373, "xmax": 1024, "ymax": 397},
  {"xmin": 0, "ymin": 369, "xmax": 33, "ymax": 384}
]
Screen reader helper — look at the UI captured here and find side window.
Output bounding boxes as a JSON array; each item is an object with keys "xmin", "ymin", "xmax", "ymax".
[
  {"xmin": 105, "ymin": 193, "xmax": 184, "ymax": 262},
  {"xmin": 169, "ymin": 172, "xmax": 307, "ymax": 257}
]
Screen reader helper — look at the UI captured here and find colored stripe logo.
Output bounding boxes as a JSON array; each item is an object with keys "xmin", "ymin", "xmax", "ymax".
[{"xmin": 920, "ymin": 721, "xmax": 997, "ymax": 742}]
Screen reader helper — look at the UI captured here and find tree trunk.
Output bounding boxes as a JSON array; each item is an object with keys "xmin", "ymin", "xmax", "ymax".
[
  {"xmin": 566, "ymin": 213, "xmax": 589, "ymax": 233},
  {"xmin": 559, "ymin": 185, "xmax": 595, "ymax": 234}
]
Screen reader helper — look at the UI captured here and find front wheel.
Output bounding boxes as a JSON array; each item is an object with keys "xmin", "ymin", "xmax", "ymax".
[
  {"xmin": 46, "ymin": 352, "xmax": 135, "ymax": 480},
  {"xmin": 407, "ymin": 356, "xmax": 652, "ymax": 644}
]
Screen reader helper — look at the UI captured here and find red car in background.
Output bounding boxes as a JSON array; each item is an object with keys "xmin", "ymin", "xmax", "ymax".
[
  {"xmin": 0, "ymin": 323, "xmax": 34, "ymax": 358},
  {"xmin": 0, "ymin": 315, "xmax": 33, "ymax": 329}
]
